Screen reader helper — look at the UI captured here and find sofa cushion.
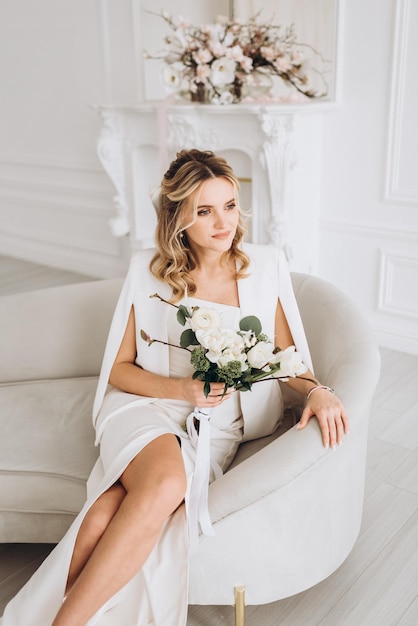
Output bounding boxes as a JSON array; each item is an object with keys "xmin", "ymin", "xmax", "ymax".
[{"xmin": 0, "ymin": 377, "xmax": 98, "ymax": 515}]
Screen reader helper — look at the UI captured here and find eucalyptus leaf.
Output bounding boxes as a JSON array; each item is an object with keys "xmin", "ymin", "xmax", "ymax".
[
  {"xmin": 180, "ymin": 328, "xmax": 199, "ymax": 348},
  {"xmin": 239, "ymin": 315, "xmax": 262, "ymax": 336},
  {"xmin": 177, "ymin": 305, "xmax": 191, "ymax": 326}
]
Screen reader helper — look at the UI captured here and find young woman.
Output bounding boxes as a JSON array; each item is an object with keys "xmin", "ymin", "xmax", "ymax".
[{"xmin": 1, "ymin": 149, "xmax": 348, "ymax": 626}]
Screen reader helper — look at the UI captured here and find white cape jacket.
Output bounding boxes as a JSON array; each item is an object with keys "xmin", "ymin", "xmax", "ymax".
[{"xmin": 92, "ymin": 242, "xmax": 313, "ymax": 443}]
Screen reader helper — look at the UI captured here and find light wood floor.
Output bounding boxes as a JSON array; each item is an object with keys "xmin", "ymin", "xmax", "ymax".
[{"xmin": 1, "ymin": 255, "xmax": 417, "ymax": 625}]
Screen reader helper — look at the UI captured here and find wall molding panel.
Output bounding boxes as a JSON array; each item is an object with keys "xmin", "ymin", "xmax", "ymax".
[
  {"xmin": 378, "ymin": 250, "xmax": 418, "ymax": 320},
  {"xmin": 320, "ymin": 218, "xmax": 418, "ymax": 244},
  {"xmin": 384, "ymin": 0, "xmax": 418, "ymax": 205},
  {"xmin": 319, "ymin": 219, "xmax": 418, "ymax": 355}
]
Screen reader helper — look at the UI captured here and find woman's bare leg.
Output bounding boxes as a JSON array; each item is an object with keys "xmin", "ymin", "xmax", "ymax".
[
  {"xmin": 52, "ymin": 434, "xmax": 186, "ymax": 626},
  {"xmin": 65, "ymin": 482, "xmax": 126, "ymax": 594}
]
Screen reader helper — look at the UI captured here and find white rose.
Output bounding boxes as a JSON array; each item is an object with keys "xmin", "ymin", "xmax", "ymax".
[
  {"xmin": 246, "ymin": 341, "xmax": 275, "ymax": 371},
  {"xmin": 239, "ymin": 329, "xmax": 257, "ymax": 348},
  {"xmin": 221, "ymin": 329, "xmax": 245, "ymax": 354},
  {"xmin": 216, "ymin": 349, "xmax": 248, "ymax": 371},
  {"xmin": 196, "ymin": 327, "xmax": 244, "ymax": 365},
  {"xmin": 195, "ymin": 328, "xmax": 226, "ymax": 363},
  {"xmin": 272, "ymin": 346, "xmax": 308, "ymax": 378},
  {"xmin": 162, "ymin": 66, "xmax": 181, "ymax": 92},
  {"xmin": 211, "ymin": 57, "xmax": 236, "ymax": 86},
  {"xmin": 190, "ymin": 307, "xmax": 221, "ymax": 332}
]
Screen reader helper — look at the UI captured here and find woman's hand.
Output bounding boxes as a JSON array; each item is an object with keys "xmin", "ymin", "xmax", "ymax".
[
  {"xmin": 180, "ymin": 375, "xmax": 233, "ymax": 408},
  {"xmin": 296, "ymin": 388, "xmax": 349, "ymax": 449}
]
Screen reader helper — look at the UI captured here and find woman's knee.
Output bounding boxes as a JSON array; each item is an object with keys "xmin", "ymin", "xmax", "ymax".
[
  {"xmin": 154, "ymin": 470, "xmax": 187, "ymax": 514},
  {"xmin": 122, "ymin": 434, "xmax": 187, "ymax": 515},
  {"xmin": 127, "ymin": 468, "xmax": 186, "ymax": 524}
]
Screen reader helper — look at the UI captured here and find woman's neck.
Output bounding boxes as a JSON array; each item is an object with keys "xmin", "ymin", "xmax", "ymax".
[{"xmin": 189, "ymin": 259, "xmax": 239, "ymax": 307}]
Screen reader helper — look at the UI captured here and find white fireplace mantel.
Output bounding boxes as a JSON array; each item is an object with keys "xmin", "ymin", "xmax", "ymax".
[{"xmin": 95, "ymin": 100, "xmax": 335, "ymax": 273}]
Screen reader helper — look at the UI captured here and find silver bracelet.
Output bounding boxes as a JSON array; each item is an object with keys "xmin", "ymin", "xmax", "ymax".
[{"xmin": 306, "ymin": 385, "xmax": 335, "ymax": 400}]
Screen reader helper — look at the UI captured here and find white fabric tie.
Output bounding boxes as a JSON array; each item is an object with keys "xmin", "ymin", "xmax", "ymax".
[{"xmin": 186, "ymin": 407, "xmax": 222, "ymax": 551}]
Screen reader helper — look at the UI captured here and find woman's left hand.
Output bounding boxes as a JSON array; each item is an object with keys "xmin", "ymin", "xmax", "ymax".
[{"xmin": 296, "ymin": 388, "xmax": 349, "ymax": 449}]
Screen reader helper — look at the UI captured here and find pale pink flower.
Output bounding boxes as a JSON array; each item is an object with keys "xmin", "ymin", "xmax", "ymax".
[
  {"xmin": 260, "ymin": 46, "xmax": 276, "ymax": 62},
  {"xmin": 228, "ymin": 45, "xmax": 244, "ymax": 62},
  {"xmin": 193, "ymin": 48, "xmax": 213, "ymax": 64},
  {"xmin": 223, "ymin": 31, "xmax": 235, "ymax": 47},
  {"xmin": 210, "ymin": 41, "xmax": 227, "ymax": 58},
  {"xmin": 291, "ymin": 51, "xmax": 304, "ymax": 65},
  {"xmin": 195, "ymin": 64, "xmax": 211, "ymax": 82},
  {"xmin": 240, "ymin": 56, "xmax": 253, "ymax": 72},
  {"xmin": 274, "ymin": 56, "xmax": 292, "ymax": 73}
]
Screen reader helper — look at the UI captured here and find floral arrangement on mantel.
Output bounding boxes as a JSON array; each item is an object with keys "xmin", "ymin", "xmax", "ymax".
[{"xmin": 144, "ymin": 11, "xmax": 328, "ymax": 105}]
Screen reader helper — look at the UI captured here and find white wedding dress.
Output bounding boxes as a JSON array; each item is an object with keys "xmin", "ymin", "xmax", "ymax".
[
  {"xmin": 0, "ymin": 299, "xmax": 244, "ymax": 626},
  {"xmin": 2, "ymin": 243, "xmax": 313, "ymax": 625}
]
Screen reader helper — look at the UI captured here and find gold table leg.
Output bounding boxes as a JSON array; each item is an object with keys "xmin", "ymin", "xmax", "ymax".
[{"xmin": 234, "ymin": 585, "xmax": 246, "ymax": 626}]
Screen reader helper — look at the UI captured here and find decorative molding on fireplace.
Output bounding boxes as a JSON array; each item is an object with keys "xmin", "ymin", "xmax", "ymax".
[{"xmin": 95, "ymin": 101, "xmax": 334, "ymax": 273}]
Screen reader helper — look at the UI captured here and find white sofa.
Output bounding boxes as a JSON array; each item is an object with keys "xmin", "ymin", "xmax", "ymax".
[{"xmin": 0, "ymin": 272, "xmax": 380, "ymax": 609}]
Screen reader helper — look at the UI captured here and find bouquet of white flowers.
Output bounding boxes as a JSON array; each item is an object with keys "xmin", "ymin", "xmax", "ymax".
[{"xmin": 141, "ymin": 293, "xmax": 308, "ymax": 395}]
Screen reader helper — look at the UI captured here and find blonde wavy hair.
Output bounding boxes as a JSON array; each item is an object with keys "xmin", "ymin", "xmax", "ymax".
[{"xmin": 150, "ymin": 149, "xmax": 250, "ymax": 302}]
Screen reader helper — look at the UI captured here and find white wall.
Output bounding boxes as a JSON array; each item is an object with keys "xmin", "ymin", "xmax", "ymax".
[
  {"xmin": 1, "ymin": 0, "xmax": 417, "ymax": 353},
  {"xmin": 0, "ymin": 0, "xmax": 138, "ymax": 277},
  {"xmin": 319, "ymin": 0, "xmax": 418, "ymax": 354}
]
